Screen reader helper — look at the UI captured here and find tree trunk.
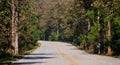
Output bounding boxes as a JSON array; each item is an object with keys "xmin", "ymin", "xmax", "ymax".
[
  {"xmin": 11, "ymin": 0, "xmax": 18, "ymax": 55},
  {"xmin": 97, "ymin": 11, "xmax": 100, "ymax": 35},
  {"xmin": 87, "ymin": 18, "xmax": 90, "ymax": 31},
  {"xmin": 107, "ymin": 20, "xmax": 111, "ymax": 40},
  {"xmin": 107, "ymin": 20, "xmax": 112, "ymax": 55}
]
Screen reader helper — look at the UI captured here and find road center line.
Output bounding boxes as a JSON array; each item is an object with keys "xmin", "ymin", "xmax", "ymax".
[{"xmin": 55, "ymin": 43, "xmax": 80, "ymax": 65}]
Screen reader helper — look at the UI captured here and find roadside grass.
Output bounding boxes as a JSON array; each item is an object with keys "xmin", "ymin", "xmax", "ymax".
[
  {"xmin": 0, "ymin": 43, "xmax": 41, "ymax": 65},
  {"xmin": 112, "ymin": 55, "xmax": 120, "ymax": 58},
  {"xmin": 75, "ymin": 45, "xmax": 120, "ymax": 58},
  {"xmin": 0, "ymin": 55, "xmax": 23, "ymax": 65}
]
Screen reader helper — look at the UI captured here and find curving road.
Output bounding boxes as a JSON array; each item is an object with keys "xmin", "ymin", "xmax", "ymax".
[{"xmin": 11, "ymin": 41, "xmax": 120, "ymax": 65}]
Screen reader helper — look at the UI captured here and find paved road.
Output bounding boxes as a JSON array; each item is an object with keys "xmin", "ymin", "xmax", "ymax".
[{"xmin": 11, "ymin": 41, "xmax": 120, "ymax": 65}]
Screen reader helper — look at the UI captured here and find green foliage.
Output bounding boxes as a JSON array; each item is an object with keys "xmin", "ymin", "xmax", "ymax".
[
  {"xmin": 0, "ymin": 0, "xmax": 12, "ymax": 58},
  {"xmin": 86, "ymin": 10, "xmax": 95, "ymax": 21},
  {"xmin": 72, "ymin": 0, "xmax": 120, "ymax": 55},
  {"xmin": 104, "ymin": 13, "xmax": 114, "ymax": 22},
  {"xmin": 50, "ymin": 32, "xmax": 60, "ymax": 41},
  {"xmin": 30, "ymin": 25, "xmax": 41, "ymax": 43},
  {"xmin": 90, "ymin": 22, "xmax": 99, "ymax": 40},
  {"xmin": 77, "ymin": 35, "xmax": 84, "ymax": 43},
  {"xmin": 111, "ymin": 39, "xmax": 120, "ymax": 55},
  {"xmin": 111, "ymin": 16, "xmax": 120, "ymax": 55},
  {"xmin": 113, "ymin": 16, "xmax": 120, "ymax": 26},
  {"xmin": 18, "ymin": 0, "xmax": 41, "ymax": 54}
]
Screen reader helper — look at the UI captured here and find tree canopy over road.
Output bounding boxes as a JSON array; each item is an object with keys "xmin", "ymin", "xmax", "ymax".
[{"xmin": 0, "ymin": 0, "xmax": 120, "ymax": 62}]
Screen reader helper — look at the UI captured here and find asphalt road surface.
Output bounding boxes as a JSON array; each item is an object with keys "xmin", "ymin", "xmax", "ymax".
[{"xmin": 11, "ymin": 41, "xmax": 120, "ymax": 65}]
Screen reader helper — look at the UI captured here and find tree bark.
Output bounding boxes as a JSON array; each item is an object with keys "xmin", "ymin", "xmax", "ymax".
[
  {"xmin": 107, "ymin": 20, "xmax": 111, "ymax": 40},
  {"xmin": 107, "ymin": 20, "xmax": 112, "ymax": 55},
  {"xmin": 97, "ymin": 12, "xmax": 100, "ymax": 32},
  {"xmin": 11, "ymin": 0, "xmax": 18, "ymax": 55},
  {"xmin": 87, "ymin": 18, "xmax": 90, "ymax": 31}
]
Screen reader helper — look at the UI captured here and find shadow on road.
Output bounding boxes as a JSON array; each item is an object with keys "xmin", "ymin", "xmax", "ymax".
[
  {"xmin": 10, "ymin": 62, "xmax": 43, "ymax": 65},
  {"xmin": 9, "ymin": 56, "xmax": 55, "ymax": 65},
  {"xmin": 23, "ymin": 56, "xmax": 55, "ymax": 59},
  {"xmin": 0, "ymin": 62, "xmax": 11, "ymax": 65},
  {"xmin": 28, "ymin": 53, "xmax": 55, "ymax": 55},
  {"xmin": 8, "ymin": 53, "xmax": 56, "ymax": 65}
]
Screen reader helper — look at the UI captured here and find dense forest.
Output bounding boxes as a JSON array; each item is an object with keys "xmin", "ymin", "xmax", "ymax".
[
  {"xmin": 32, "ymin": 0, "xmax": 120, "ymax": 55},
  {"xmin": 0, "ymin": 0, "xmax": 41, "ymax": 61},
  {"xmin": 0, "ymin": 0, "xmax": 120, "ymax": 62}
]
